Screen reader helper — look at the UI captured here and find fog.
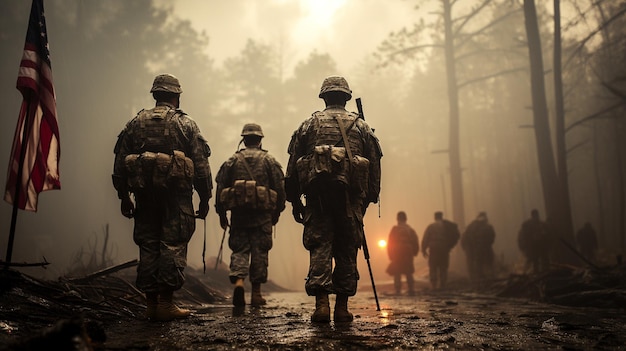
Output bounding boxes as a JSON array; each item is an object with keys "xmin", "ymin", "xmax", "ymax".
[{"xmin": 1, "ymin": 0, "xmax": 624, "ymax": 291}]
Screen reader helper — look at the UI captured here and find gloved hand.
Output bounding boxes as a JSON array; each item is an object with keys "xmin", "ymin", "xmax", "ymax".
[
  {"xmin": 120, "ymin": 196, "xmax": 134, "ymax": 218},
  {"xmin": 196, "ymin": 201, "xmax": 209, "ymax": 219},
  {"xmin": 292, "ymin": 200, "xmax": 305, "ymax": 224},
  {"xmin": 219, "ymin": 212, "xmax": 229, "ymax": 229},
  {"xmin": 271, "ymin": 211, "xmax": 280, "ymax": 225}
]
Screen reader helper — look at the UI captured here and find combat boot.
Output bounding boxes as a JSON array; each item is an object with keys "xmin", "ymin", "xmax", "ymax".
[
  {"xmin": 333, "ymin": 294, "xmax": 353, "ymax": 322},
  {"xmin": 310, "ymin": 293, "xmax": 330, "ymax": 323},
  {"xmin": 233, "ymin": 278, "xmax": 246, "ymax": 307},
  {"xmin": 250, "ymin": 283, "xmax": 266, "ymax": 306},
  {"xmin": 154, "ymin": 290, "xmax": 191, "ymax": 321},
  {"xmin": 145, "ymin": 292, "xmax": 158, "ymax": 320}
]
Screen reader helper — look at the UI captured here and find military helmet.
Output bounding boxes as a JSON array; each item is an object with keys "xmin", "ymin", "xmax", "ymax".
[
  {"xmin": 318, "ymin": 75, "xmax": 352, "ymax": 100},
  {"xmin": 150, "ymin": 73, "xmax": 182, "ymax": 94},
  {"xmin": 241, "ymin": 123, "xmax": 264, "ymax": 137}
]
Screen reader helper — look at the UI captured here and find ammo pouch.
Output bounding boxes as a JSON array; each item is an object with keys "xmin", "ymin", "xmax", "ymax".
[
  {"xmin": 219, "ymin": 180, "xmax": 278, "ymax": 211},
  {"xmin": 124, "ymin": 150, "xmax": 194, "ymax": 192},
  {"xmin": 296, "ymin": 145, "xmax": 349, "ymax": 193},
  {"xmin": 350, "ymin": 155, "xmax": 370, "ymax": 197}
]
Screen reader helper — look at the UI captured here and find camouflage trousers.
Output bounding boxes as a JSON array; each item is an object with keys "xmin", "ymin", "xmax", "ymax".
[
  {"xmin": 133, "ymin": 191, "xmax": 196, "ymax": 293},
  {"xmin": 228, "ymin": 223, "xmax": 273, "ymax": 284},
  {"xmin": 302, "ymin": 195, "xmax": 361, "ymax": 296}
]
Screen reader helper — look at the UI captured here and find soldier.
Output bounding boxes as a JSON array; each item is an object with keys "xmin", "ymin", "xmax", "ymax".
[
  {"xmin": 285, "ymin": 76, "xmax": 382, "ymax": 323},
  {"xmin": 112, "ymin": 73, "xmax": 212, "ymax": 321},
  {"xmin": 576, "ymin": 222, "xmax": 598, "ymax": 263},
  {"xmin": 517, "ymin": 209, "xmax": 549, "ymax": 274},
  {"xmin": 215, "ymin": 123, "xmax": 286, "ymax": 307},
  {"xmin": 386, "ymin": 211, "xmax": 419, "ymax": 295},
  {"xmin": 421, "ymin": 211, "xmax": 460, "ymax": 290},
  {"xmin": 461, "ymin": 212, "xmax": 496, "ymax": 285}
]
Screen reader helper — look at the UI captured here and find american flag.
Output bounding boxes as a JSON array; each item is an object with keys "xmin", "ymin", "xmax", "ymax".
[{"xmin": 4, "ymin": 0, "xmax": 60, "ymax": 212}]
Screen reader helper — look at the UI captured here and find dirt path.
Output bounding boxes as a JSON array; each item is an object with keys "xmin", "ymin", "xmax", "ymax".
[{"xmin": 101, "ymin": 291, "xmax": 626, "ymax": 350}]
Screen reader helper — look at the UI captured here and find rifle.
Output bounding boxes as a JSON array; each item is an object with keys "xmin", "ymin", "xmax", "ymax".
[
  {"xmin": 355, "ymin": 97, "xmax": 381, "ymax": 311},
  {"xmin": 356, "ymin": 97, "xmax": 365, "ymax": 120}
]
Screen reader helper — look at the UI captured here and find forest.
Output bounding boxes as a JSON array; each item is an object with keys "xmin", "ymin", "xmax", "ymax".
[{"xmin": 0, "ymin": 0, "xmax": 625, "ymax": 290}]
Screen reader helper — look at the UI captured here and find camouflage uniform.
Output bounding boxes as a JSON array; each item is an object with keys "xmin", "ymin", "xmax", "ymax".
[
  {"xmin": 285, "ymin": 78, "xmax": 382, "ymax": 297},
  {"xmin": 422, "ymin": 215, "xmax": 459, "ymax": 289},
  {"xmin": 113, "ymin": 75, "xmax": 212, "ymax": 294},
  {"xmin": 215, "ymin": 139, "xmax": 286, "ymax": 285}
]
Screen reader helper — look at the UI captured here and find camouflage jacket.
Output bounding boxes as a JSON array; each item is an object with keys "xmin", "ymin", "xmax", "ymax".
[
  {"xmin": 285, "ymin": 106, "xmax": 382, "ymax": 205},
  {"xmin": 112, "ymin": 102, "xmax": 212, "ymax": 200},
  {"xmin": 215, "ymin": 147, "xmax": 286, "ymax": 228}
]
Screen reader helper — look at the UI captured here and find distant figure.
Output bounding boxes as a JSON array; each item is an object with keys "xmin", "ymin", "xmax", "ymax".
[
  {"xmin": 285, "ymin": 76, "xmax": 382, "ymax": 323},
  {"xmin": 576, "ymin": 222, "xmax": 598, "ymax": 262},
  {"xmin": 215, "ymin": 123, "xmax": 286, "ymax": 307},
  {"xmin": 518, "ymin": 209, "xmax": 550, "ymax": 274},
  {"xmin": 422, "ymin": 211, "xmax": 460, "ymax": 290},
  {"xmin": 461, "ymin": 212, "xmax": 496, "ymax": 284},
  {"xmin": 386, "ymin": 211, "xmax": 419, "ymax": 295}
]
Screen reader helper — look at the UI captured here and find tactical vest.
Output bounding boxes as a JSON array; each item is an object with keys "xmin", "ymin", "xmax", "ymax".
[
  {"xmin": 219, "ymin": 150, "xmax": 277, "ymax": 211},
  {"xmin": 296, "ymin": 110, "xmax": 370, "ymax": 197},
  {"xmin": 124, "ymin": 106, "xmax": 194, "ymax": 192}
]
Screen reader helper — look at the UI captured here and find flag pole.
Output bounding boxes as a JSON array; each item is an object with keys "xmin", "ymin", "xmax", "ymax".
[{"xmin": 5, "ymin": 96, "xmax": 32, "ymax": 268}]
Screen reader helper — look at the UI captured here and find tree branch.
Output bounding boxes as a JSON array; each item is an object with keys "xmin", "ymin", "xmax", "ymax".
[
  {"xmin": 453, "ymin": 0, "xmax": 492, "ymax": 37},
  {"xmin": 456, "ymin": 8, "xmax": 523, "ymax": 49},
  {"xmin": 457, "ymin": 66, "xmax": 527, "ymax": 89},
  {"xmin": 564, "ymin": 5, "xmax": 626, "ymax": 70},
  {"xmin": 565, "ymin": 102, "xmax": 625, "ymax": 132}
]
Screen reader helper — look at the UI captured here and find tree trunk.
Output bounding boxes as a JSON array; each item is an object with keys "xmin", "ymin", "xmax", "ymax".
[
  {"xmin": 443, "ymin": 0, "xmax": 465, "ymax": 228},
  {"xmin": 552, "ymin": 0, "xmax": 576, "ymax": 258},
  {"xmin": 523, "ymin": 0, "xmax": 564, "ymax": 249}
]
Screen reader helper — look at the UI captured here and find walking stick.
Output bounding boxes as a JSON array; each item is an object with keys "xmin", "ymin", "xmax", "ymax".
[
  {"xmin": 362, "ymin": 230, "xmax": 381, "ymax": 311},
  {"xmin": 215, "ymin": 225, "xmax": 228, "ymax": 270},
  {"xmin": 202, "ymin": 218, "xmax": 206, "ymax": 273}
]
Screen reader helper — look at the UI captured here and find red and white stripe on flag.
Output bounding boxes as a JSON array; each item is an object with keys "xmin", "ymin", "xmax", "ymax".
[{"xmin": 4, "ymin": 0, "xmax": 60, "ymax": 212}]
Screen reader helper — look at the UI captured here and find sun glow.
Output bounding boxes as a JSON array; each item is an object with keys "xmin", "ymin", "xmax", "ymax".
[{"xmin": 377, "ymin": 239, "xmax": 387, "ymax": 249}]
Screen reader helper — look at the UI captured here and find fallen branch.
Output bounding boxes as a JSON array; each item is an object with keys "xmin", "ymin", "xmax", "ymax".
[
  {"xmin": 1, "ymin": 258, "xmax": 50, "ymax": 268},
  {"xmin": 67, "ymin": 259, "xmax": 138, "ymax": 283}
]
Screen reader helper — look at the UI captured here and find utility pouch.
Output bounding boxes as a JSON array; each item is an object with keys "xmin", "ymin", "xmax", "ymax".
[
  {"xmin": 153, "ymin": 153, "xmax": 172, "ymax": 189},
  {"xmin": 296, "ymin": 145, "xmax": 348, "ymax": 193},
  {"xmin": 219, "ymin": 187, "xmax": 237, "ymax": 211},
  {"xmin": 350, "ymin": 155, "xmax": 370, "ymax": 197},
  {"xmin": 170, "ymin": 150, "xmax": 194, "ymax": 190},
  {"xmin": 256, "ymin": 185, "xmax": 278, "ymax": 211},
  {"xmin": 124, "ymin": 154, "xmax": 143, "ymax": 190}
]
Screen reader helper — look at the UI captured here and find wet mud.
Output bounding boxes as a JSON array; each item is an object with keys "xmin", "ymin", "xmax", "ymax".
[{"xmin": 102, "ymin": 290, "xmax": 626, "ymax": 350}]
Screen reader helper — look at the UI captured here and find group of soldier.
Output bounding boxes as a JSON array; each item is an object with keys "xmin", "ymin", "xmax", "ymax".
[
  {"xmin": 387, "ymin": 207, "xmax": 600, "ymax": 295},
  {"xmin": 112, "ymin": 72, "xmax": 600, "ymax": 325},
  {"xmin": 112, "ymin": 73, "xmax": 382, "ymax": 323}
]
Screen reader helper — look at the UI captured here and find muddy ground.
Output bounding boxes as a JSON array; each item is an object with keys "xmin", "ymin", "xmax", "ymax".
[
  {"xmin": 99, "ymin": 289, "xmax": 625, "ymax": 351},
  {"xmin": 2, "ymin": 266, "xmax": 626, "ymax": 351}
]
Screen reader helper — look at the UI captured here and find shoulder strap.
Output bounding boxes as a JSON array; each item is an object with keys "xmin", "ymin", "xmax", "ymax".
[
  {"xmin": 235, "ymin": 151, "xmax": 267, "ymax": 182},
  {"xmin": 335, "ymin": 116, "xmax": 354, "ymax": 164}
]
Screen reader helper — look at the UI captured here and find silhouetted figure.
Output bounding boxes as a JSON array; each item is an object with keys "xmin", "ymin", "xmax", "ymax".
[
  {"xmin": 461, "ymin": 212, "xmax": 495, "ymax": 285},
  {"xmin": 386, "ymin": 211, "xmax": 419, "ymax": 295},
  {"xmin": 518, "ymin": 209, "xmax": 550, "ymax": 274},
  {"xmin": 576, "ymin": 222, "xmax": 598, "ymax": 263},
  {"xmin": 422, "ymin": 211, "xmax": 460, "ymax": 290}
]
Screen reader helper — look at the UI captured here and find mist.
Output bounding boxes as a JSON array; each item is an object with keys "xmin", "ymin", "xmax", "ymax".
[{"xmin": 1, "ymin": 0, "xmax": 624, "ymax": 292}]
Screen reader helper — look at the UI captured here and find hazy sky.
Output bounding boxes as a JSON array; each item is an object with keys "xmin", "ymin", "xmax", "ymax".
[{"xmin": 157, "ymin": 0, "xmax": 417, "ymax": 74}]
